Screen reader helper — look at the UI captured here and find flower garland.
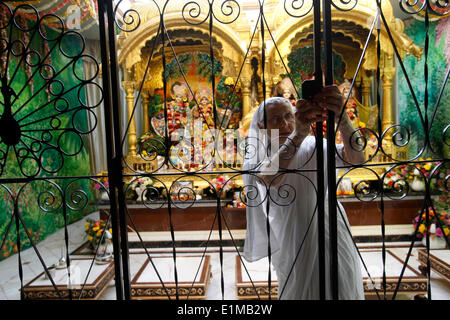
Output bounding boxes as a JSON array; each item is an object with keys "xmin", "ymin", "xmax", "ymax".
[{"xmin": 212, "ymin": 175, "xmax": 235, "ymax": 193}]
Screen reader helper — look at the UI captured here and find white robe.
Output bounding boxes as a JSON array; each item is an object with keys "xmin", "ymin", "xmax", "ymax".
[{"xmin": 243, "ymin": 135, "xmax": 365, "ymax": 300}]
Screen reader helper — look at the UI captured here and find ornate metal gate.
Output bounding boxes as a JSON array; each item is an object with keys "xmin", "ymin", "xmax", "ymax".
[{"xmin": 0, "ymin": 0, "xmax": 448, "ymax": 301}]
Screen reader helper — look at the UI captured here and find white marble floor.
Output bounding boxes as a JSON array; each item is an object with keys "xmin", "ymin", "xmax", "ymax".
[{"xmin": 0, "ymin": 211, "xmax": 449, "ymax": 300}]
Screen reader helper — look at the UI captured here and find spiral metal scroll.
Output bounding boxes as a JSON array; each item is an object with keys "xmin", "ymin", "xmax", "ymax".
[
  {"xmin": 330, "ymin": 0, "xmax": 358, "ymax": 11},
  {"xmin": 284, "ymin": 0, "xmax": 314, "ymax": 18},
  {"xmin": 399, "ymin": 0, "xmax": 449, "ymax": 16},
  {"xmin": 182, "ymin": 0, "xmax": 241, "ymax": 26},
  {"xmin": 239, "ymin": 172, "xmax": 266, "ymax": 207},
  {"xmin": 0, "ymin": 3, "xmax": 102, "ymax": 178},
  {"xmin": 338, "ymin": 167, "xmax": 381, "ymax": 202},
  {"xmin": 113, "ymin": 0, "xmax": 142, "ymax": 32}
]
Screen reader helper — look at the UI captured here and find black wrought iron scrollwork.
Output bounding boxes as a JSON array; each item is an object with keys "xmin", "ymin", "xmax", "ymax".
[
  {"xmin": 242, "ymin": 173, "xmax": 268, "ymax": 207},
  {"xmin": 141, "ymin": 185, "xmax": 166, "ymax": 210},
  {"xmin": 381, "ymin": 164, "xmax": 411, "ymax": 200},
  {"xmin": 284, "ymin": 0, "xmax": 314, "ymax": 18},
  {"xmin": 182, "ymin": 1, "xmax": 210, "ymax": 25},
  {"xmin": 113, "ymin": 0, "xmax": 142, "ymax": 32},
  {"xmin": 182, "ymin": 0, "xmax": 240, "ymax": 26},
  {"xmin": 380, "ymin": 124, "xmax": 414, "ymax": 162},
  {"xmin": 0, "ymin": 3, "xmax": 102, "ymax": 178},
  {"xmin": 65, "ymin": 180, "xmax": 90, "ymax": 212},
  {"xmin": 269, "ymin": 178, "xmax": 297, "ymax": 207},
  {"xmin": 330, "ymin": 0, "xmax": 358, "ymax": 11},
  {"xmin": 353, "ymin": 179, "xmax": 380, "ymax": 202},
  {"xmin": 399, "ymin": 0, "xmax": 449, "ymax": 16},
  {"xmin": 212, "ymin": 0, "xmax": 241, "ymax": 24},
  {"xmin": 337, "ymin": 167, "xmax": 381, "ymax": 202},
  {"xmin": 36, "ymin": 181, "xmax": 63, "ymax": 213},
  {"xmin": 398, "ymin": 0, "xmax": 427, "ymax": 15}
]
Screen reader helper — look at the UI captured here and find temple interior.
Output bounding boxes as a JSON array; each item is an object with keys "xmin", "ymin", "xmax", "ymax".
[{"xmin": 0, "ymin": 0, "xmax": 449, "ymax": 301}]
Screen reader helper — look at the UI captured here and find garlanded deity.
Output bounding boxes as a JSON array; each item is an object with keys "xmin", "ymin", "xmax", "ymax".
[
  {"xmin": 193, "ymin": 86, "xmax": 214, "ymax": 128},
  {"xmin": 275, "ymin": 77, "xmax": 297, "ymax": 106},
  {"xmin": 338, "ymin": 79, "xmax": 361, "ymax": 129},
  {"xmin": 150, "ymin": 81, "xmax": 191, "ymax": 138}
]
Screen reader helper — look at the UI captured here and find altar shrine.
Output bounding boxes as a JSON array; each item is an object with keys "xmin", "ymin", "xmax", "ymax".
[{"xmin": 108, "ymin": 0, "xmax": 430, "ymax": 232}]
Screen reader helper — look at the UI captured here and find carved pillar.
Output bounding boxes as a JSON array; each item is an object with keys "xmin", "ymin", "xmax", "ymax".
[
  {"xmin": 381, "ymin": 54, "xmax": 396, "ymax": 160},
  {"xmin": 381, "ymin": 57, "xmax": 396, "ymax": 136},
  {"xmin": 361, "ymin": 73, "xmax": 372, "ymax": 106},
  {"xmin": 265, "ymin": 80, "xmax": 272, "ymax": 100},
  {"xmin": 141, "ymin": 84, "xmax": 150, "ymax": 133},
  {"xmin": 240, "ymin": 78, "xmax": 251, "ymax": 119},
  {"xmin": 122, "ymin": 81, "xmax": 138, "ymax": 156}
]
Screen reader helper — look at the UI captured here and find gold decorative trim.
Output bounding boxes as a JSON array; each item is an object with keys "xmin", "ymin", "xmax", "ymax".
[
  {"xmin": 418, "ymin": 249, "xmax": 450, "ymax": 282},
  {"xmin": 22, "ymin": 258, "xmax": 115, "ymax": 300},
  {"xmin": 130, "ymin": 255, "xmax": 211, "ymax": 300}
]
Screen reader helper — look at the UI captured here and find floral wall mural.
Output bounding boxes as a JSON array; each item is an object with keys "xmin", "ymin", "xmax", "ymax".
[{"xmin": 0, "ymin": 10, "xmax": 94, "ymax": 260}]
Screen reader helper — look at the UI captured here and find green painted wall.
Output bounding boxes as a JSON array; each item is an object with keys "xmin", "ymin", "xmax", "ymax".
[
  {"xmin": 0, "ymin": 22, "xmax": 95, "ymax": 260},
  {"xmin": 398, "ymin": 17, "xmax": 450, "ymax": 159}
]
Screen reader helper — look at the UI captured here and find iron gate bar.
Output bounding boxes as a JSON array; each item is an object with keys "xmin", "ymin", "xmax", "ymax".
[
  {"xmin": 78, "ymin": 204, "xmax": 114, "ymax": 299},
  {"xmin": 160, "ymin": 4, "xmax": 181, "ymax": 300},
  {"xmin": 14, "ymin": 199, "xmax": 24, "ymax": 300},
  {"xmin": 424, "ymin": 2, "xmax": 430, "ymax": 156},
  {"xmin": 375, "ymin": 0, "xmax": 387, "ymax": 300},
  {"xmin": 210, "ymin": 0, "xmax": 225, "ymax": 300},
  {"xmin": 105, "ymin": 0, "xmax": 133, "ymax": 300},
  {"xmin": 258, "ymin": 0, "xmax": 273, "ymax": 301},
  {"xmin": 97, "ymin": 0, "xmax": 125, "ymax": 300},
  {"xmin": 322, "ymin": 0, "xmax": 338, "ymax": 300},
  {"xmin": 391, "ymin": 194, "xmax": 428, "ymax": 299},
  {"xmin": 106, "ymin": 0, "xmax": 131, "ymax": 300},
  {"xmin": 313, "ymin": 0, "xmax": 326, "ymax": 301}
]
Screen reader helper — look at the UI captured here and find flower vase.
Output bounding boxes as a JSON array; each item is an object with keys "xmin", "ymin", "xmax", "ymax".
[
  {"xmin": 422, "ymin": 236, "xmax": 447, "ymax": 249},
  {"xmin": 94, "ymin": 240, "xmax": 113, "ymax": 265},
  {"xmin": 410, "ymin": 177, "xmax": 425, "ymax": 192}
]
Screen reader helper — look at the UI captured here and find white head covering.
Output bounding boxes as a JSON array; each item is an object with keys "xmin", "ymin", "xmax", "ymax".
[{"xmin": 242, "ymin": 97, "xmax": 292, "ymax": 262}]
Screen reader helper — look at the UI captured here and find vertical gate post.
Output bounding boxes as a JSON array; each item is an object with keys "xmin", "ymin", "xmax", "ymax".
[
  {"xmin": 322, "ymin": 0, "xmax": 339, "ymax": 300},
  {"xmin": 313, "ymin": 0, "xmax": 326, "ymax": 301},
  {"xmin": 97, "ymin": 0, "xmax": 132, "ymax": 300}
]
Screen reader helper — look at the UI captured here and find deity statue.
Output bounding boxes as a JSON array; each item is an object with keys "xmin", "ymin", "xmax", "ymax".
[
  {"xmin": 275, "ymin": 77, "xmax": 297, "ymax": 106},
  {"xmin": 250, "ymin": 57, "xmax": 261, "ymax": 109},
  {"xmin": 338, "ymin": 79, "xmax": 361, "ymax": 129},
  {"xmin": 337, "ymin": 79, "xmax": 379, "ymax": 157},
  {"xmin": 193, "ymin": 86, "xmax": 214, "ymax": 128},
  {"xmin": 150, "ymin": 81, "xmax": 191, "ymax": 139}
]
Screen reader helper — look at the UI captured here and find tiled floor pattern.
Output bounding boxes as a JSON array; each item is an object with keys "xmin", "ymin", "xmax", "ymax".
[{"xmin": 1, "ymin": 211, "xmax": 449, "ymax": 300}]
